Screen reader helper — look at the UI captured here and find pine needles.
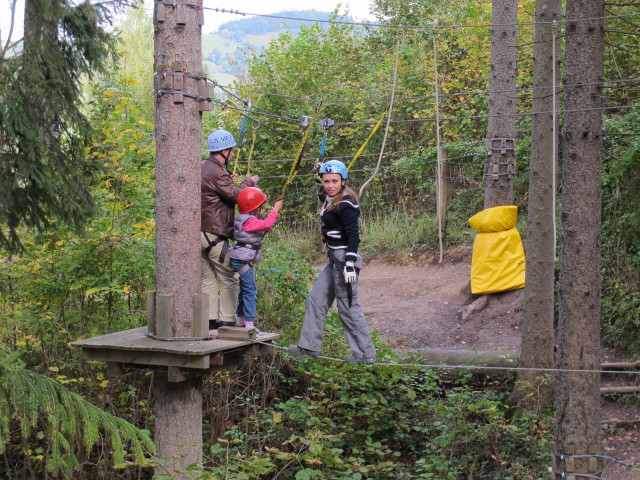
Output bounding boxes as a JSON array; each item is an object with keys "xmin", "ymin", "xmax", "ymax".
[{"xmin": 0, "ymin": 353, "xmax": 154, "ymax": 476}]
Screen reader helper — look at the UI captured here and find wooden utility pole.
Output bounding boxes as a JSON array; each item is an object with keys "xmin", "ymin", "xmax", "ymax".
[
  {"xmin": 484, "ymin": 0, "xmax": 518, "ymax": 208},
  {"xmin": 553, "ymin": 0, "xmax": 605, "ymax": 475},
  {"xmin": 510, "ymin": 0, "xmax": 561, "ymax": 412},
  {"xmin": 153, "ymin": 0, "xmax": 205, "ymax": 477}
]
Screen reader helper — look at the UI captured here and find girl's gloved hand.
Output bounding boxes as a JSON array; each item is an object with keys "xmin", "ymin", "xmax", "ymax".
[{"xmin": 343, "ymin": 261, "xmax": 357, "ymax": 283}]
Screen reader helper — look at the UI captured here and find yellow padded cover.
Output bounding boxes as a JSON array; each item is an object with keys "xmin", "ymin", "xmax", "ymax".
[{"xmin": 468, "ymin": 206, "xmax": 526, "ymax": 295}]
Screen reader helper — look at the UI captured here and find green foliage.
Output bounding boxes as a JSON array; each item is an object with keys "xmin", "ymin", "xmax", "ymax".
[
  {"xmin": 0, "ymin": 84, "xmax": 156, "ymax": 373},
  {"xmin": 255, "ymin": 234, "xmax": 316, "ymax": 335},
  {"xmin": 0, "ymin": 0, "xmax": 130, "ymax": 251},
  {"xmin": 114, "ymin": 7, "xmax": 156, "ymax": 123},
  {"xmin": 600, "ymin": 111, "xmax": 640, "ymax": 353},
  {"xmin": 0, "ymin": 352, "xmax": 154, "ymax": 477},
  {"xmin": 199, "ymin": 359, "xmax": 551, "ymax": 479}
]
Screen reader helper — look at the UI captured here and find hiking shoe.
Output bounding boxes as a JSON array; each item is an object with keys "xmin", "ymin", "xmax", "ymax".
[
  {"xmin": 219, "ymin": 321, "xmax": 236, "ymax": 327},
  {"xmin": 288, "ymin": 345, "xmax": 319, "ymax": 357},
  {"xmin": 208, "ymin": 319, "xmax": 220, "ymax": 330},
  {"xmin": 343, "ymin": 354, "xmax": 377, "ymax": 364}
]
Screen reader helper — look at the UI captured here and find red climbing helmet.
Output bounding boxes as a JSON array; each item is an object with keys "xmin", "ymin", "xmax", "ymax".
[{"xmin": 238, "ymin": 187, "xmax": 267, "ymax": 214}]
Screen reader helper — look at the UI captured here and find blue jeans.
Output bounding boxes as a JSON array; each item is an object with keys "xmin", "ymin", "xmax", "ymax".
[{"xmin": 230, "ymin": 258, "xmax": 257, "ymax": 323}]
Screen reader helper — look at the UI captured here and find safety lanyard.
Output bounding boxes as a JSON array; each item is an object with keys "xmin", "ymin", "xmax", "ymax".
[
  {"xmin": 280, "ymin": 102, "xmax": 322, "ymax": 198},
  {"xmin": 318, "ymin": 118, "xmax": 334, "ymax": 162},
  {"xmin": 347, "ymin": 106, "xmax": 389, "ymax": 171},
  {"xmin": 245, "ymin": 121, "xmax": 259, "ymax": 175},
  {"xmin": 232, "ymin": 99, "xmax": 252, "ymax": 176}
]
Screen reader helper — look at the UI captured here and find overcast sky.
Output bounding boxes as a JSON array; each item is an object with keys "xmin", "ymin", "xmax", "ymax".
[{"xmin": 1, "ymin": 0, "xmax": 375, "ymax": 45}]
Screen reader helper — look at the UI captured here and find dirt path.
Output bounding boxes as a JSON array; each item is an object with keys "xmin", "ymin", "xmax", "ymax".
[
  {"xmin": 359, "ymin": 245, "xmax": 523, "ymax": 353},
  {"xmin": 357, "ymin": 246, "xmax": 640, "ymax": 480}
]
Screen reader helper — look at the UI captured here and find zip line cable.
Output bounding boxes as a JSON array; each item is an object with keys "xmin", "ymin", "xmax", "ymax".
[
  {"xmin": 255, "ymin": 340, "xmax": 640, "ymax": 376},
  {"xmin": 218, "ymin": 78, "xmax": 640, "ymax": 107},
  {"xmin": 199, "ymin": 4, "xmax": 640, "ymax": 31}
]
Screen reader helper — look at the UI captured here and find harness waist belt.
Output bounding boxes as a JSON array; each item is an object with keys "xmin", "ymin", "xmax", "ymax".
[{"xmin": 236, "ymin": 242, "xmax": 261, "ymax": 251}]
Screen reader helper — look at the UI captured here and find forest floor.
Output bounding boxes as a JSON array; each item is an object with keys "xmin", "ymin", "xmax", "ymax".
[{"xmin": 357, "ymin": 245, "xmax": 640, "ymax": 480}]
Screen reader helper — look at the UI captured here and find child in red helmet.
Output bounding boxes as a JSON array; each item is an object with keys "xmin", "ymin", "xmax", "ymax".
[{"xmin": 230, "ymin": 187, "xmax": 283, "ymax": 331}]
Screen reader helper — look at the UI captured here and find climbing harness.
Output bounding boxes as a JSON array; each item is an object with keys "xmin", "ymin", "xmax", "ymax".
[
  {"xmin": 245, "ymin": 121, "xmax": 260, "ymax": 175},
  {"xmin": 347, "ymin": 107, "xmax": 388, "ymax": 171},
  {"xmin": 280, "ymin": 101, "xmax": 322, "ymax": 198},
  {"xmin": 318, "ymin": 118, "xmax": 335, "ymax": 163},
  {"xmin": 203, "ymin": 232, "xmax": 229, "ymax": 263},
  {"xmin": 232, "ymin": 98, "xmax": 252, "ymax": 175}
]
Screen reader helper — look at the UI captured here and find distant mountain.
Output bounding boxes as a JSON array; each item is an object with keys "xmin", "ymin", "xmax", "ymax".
[{"xmin": 202, "ymin": 10, "xmax": 350, "ymax": 81}]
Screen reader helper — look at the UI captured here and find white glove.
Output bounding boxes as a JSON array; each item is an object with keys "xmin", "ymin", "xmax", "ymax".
[{"xmin": 343, "ymin": 261, "xmax": 357, "ymax": 283}]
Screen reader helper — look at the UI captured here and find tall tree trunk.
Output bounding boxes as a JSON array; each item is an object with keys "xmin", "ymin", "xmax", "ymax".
[
  {"xmin": 153, "ymin": 1, "xmax": 204, "ymax": 477},
  {"xmin": 484, "ymin": 0, "xmax": 518, "ymax": 208},
  {"xmin": 510, "ymin": 0, "xmax": 561, "ymax": 412},
  {"xmin": 553, "ymin": 0, "xmax": 604, "ymax": 476}
]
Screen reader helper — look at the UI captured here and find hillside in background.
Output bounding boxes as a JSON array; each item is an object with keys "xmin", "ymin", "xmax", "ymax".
[{"xmin": 203, "ymin": 10, "xmax": 350, "ymax": 82}]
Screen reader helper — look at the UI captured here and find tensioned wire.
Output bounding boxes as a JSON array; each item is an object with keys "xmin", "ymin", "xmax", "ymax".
[
  {"xmin": 208, "ymin": 87, "xmax": 640, "ymax": 131},
  {"xmin": 220, "ymin": 78, "xmax": 640, "ymax": 105},
  {"xmin": 194, "ymin": 3, "xmax": 640, "ymax": 30},
  {"xmin": 207, "ymin": 75, "xmax": 640, "ymax": 128},
  {"xmin": 252, "ymin": 340, "xmax": 640, "ymax": 376}
]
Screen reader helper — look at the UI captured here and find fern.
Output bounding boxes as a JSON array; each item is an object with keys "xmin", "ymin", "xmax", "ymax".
[{"xmin": 0, "ymin": 352, "xmax": 155, "ymax": 476}]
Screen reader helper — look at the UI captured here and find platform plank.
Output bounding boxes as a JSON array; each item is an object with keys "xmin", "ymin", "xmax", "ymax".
[{"xmin": 72, "ymin": 326, "xmax": 279, "ymax": 369}]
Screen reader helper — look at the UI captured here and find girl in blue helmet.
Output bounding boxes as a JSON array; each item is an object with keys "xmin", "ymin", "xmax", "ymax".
[{"xmin": 289, "ymin": 160, "xmax": 377, "ymax": 363}]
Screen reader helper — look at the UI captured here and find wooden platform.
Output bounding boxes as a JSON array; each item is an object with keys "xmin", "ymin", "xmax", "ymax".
[{"xmin": 72, "ymin": 326, "xmax": 279, "ymax": 381}]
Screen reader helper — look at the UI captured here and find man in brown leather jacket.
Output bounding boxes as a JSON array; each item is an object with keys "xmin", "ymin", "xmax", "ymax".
[{"xmin": 201, "ymin": 129, "xmax": 259, "ymax": 329}]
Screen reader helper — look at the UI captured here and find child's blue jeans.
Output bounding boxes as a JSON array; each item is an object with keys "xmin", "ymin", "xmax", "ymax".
[{"xmin": 230, "ymin": 258, "xmax": 257, "ymax": 324}]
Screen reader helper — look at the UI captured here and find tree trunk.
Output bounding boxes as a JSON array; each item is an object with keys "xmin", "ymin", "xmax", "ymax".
[
  {"xmin": 553, "ymin": 0, "xmax": 605, "ymax": 476},
  {"xmin": 510, "ymin": 0, "xmax": 561, "ymax": 412},
  {"xmin": 484, "ymin": 0, "xmax": 518, "ymax": 208},
  {"xmin": 153, "ymin": 1, "xmax": 204, "ymax": 477}
]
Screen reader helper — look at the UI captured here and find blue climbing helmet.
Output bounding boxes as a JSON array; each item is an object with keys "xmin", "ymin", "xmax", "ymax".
[
  {"xmin": 319, "ymin": 160, "xmax": 348, "ymax": 179},
  {"xmin": 207, "ymin": 129, "xmax": 236, "ymax": 152}
]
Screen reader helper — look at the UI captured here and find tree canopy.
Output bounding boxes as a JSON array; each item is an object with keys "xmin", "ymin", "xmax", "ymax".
[{"xmin": 0, "ymin": 0, "xmax": 129, "ymax": 251}]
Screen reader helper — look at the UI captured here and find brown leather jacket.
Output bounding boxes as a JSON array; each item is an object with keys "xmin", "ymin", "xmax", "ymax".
[{"xmin": 201, "ymin": 155, "xmax": 255, "ymax": 239}]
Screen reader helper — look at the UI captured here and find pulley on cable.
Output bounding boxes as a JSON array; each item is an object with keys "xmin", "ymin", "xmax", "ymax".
[{"xmin": 232, "ymin": 98, "xmax": 252, "ymax": 175}]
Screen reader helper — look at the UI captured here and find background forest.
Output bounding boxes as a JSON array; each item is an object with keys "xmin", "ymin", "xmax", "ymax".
[{"xmin": 1, "ymin": 0, "xmax": 639, "ymax": 477}]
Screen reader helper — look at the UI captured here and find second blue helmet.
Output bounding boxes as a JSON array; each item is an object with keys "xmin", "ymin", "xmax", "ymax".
[
  {"xmin": 319, "ymin": 160, "xmax": 348, "ymax": 179},
  {"xmin": 207, "ymin": 129, "xmax": 236, "ymax": 152}
]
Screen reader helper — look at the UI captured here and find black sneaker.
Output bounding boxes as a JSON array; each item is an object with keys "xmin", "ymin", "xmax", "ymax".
[
  {"xmin": 288, "ymin": 345, "xmax": 319, "ymax": 357},
  {"xmin": 219, "ymin": 321, "xmax": 236, "ymax": 327},
  {"xmin": 343, "ymin": 354, "xmax": 376, "ymax": 364},
  {"xmin": 208, "ymin": 319, "xmax": 220, "ymax": 330}
]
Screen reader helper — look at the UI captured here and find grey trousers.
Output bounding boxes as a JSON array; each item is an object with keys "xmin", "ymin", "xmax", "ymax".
[{"xmin": 297, "ymin": 249, "xmax": 376, "ymax": 358}]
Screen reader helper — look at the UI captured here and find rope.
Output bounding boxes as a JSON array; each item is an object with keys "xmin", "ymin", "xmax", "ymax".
[
  {"xmin": 552, "ymin": 21, "xmax": 558, "ymax": 250},
  {"xmin": 358, "ymin": 35, "xmax": 402, "ymax": 198},
  {"xmin": 433, "ymin": 32, "xmax": 444, "ymax": 264}
]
